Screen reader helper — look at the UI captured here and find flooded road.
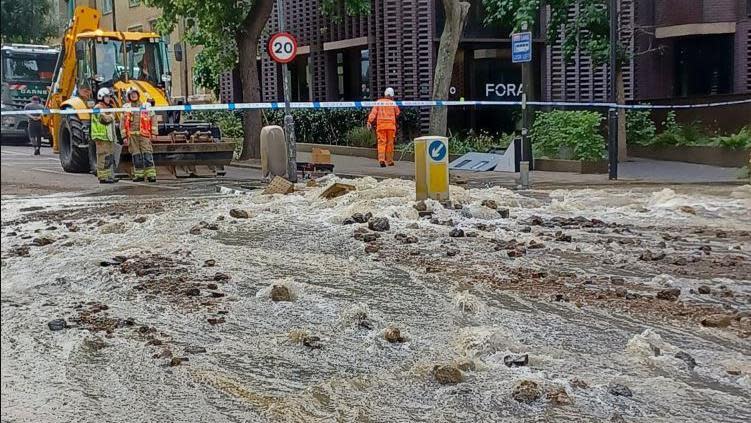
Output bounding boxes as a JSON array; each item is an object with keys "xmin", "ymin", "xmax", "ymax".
[{"xmin": 2, "ymin": 179, "xmax": 750, "ymax": 422}]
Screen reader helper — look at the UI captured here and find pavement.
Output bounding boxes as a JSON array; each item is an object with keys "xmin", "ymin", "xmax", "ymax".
[
  {"xmin": 0, "ymin": 145, "xmax": 262, "ymax": 197},
  {"xmin": 230, "ymin": 150, "xmax": 746, "ymax": 188}
]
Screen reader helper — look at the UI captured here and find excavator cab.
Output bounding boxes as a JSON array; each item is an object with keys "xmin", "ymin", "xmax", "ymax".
[{"xmin": 46, "ymin": 7, "xmax": 234, "ymax": 177}]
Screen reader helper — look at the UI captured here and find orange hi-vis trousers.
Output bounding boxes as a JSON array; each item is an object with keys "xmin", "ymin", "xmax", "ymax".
[{"xmin": 377, "ymin": 129, "xmax": 396, "ymax": 165}]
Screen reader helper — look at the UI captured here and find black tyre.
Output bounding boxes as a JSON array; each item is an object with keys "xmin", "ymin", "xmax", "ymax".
[{"xmin": 59, "ymin": 114, "xmax": 92, "ymax": 173}]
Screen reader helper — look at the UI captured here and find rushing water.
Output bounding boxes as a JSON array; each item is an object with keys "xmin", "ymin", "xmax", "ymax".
[{"xmin": 2, "ymin": 179, "xmax": 750, "ymax": 422}]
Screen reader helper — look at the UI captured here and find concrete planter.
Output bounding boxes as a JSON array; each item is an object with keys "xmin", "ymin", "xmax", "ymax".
[
  {"xmin": 534, "ymin": 158, "xmax": 609, "ymax": 174},
  {"xmin": 629, "ymin": 145, "xmax": 749, "ymax": 168}
]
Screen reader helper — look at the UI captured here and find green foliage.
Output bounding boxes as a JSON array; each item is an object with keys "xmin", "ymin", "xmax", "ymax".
[
  {"xmin": 263, "ymin": 108, "xmax": 419, "ymax": 146},
  {"xmin": 482, "ymin": 0, "xmax": 619, "ymax": 65},
  {"xmin": 346, "ymin": 127, "xmax": 376, "ymax": 148},
  {"xmin": 145, "ymin": 0, "xmax": 370, "ymax": 92},
  {"xmin": 186, "ymin": 111, "xmax": 243, "ymax": 138},
  {"xmin": 397, "ymin": 130, "xmax": 515, "ymax": 156},
  {"xmin": 651, "ymin": 111, "xmax": 710, "ymax": 147},
  {"xmin": 711, "ymin": 127, "xmax": 751, "ymax": 150},
  {"xmin": 531, "ymin": 110, "xmax": 605, "ymax": 161},
  {"xmin": 1, "ymin": 0, "xmax": 59, "ymax": 44},
  {"xmin": 626, "ymin": 109, "xmax": 656, "ymax": 146}
]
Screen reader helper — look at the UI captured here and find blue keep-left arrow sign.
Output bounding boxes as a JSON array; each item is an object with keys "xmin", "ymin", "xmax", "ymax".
[{"xmin": 428, "ymin": 140, "xmax": 447, "ymax": 162}]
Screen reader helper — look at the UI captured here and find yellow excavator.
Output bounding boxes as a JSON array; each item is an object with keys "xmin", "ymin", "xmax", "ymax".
[{"xmin": 43, "ymin": 7, "xmax": 234, "ymax": 176}]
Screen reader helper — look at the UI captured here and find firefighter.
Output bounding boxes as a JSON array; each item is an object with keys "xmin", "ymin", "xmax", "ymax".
[
  {"xmin": 123, "ymin": 88, "xmax": 157, "ymax": 182},
  {"xmin": 90, "ymin": 88, "xmax": 117, "ymax": 183},
  {"xmin": 367, "ymin": 87, "xmax": 400, "ymax": 167}
]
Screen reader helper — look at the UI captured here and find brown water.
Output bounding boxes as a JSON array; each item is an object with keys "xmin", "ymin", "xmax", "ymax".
[{"xmin": 2, "ymin": 180, "xmax": 750, "ymax": 422}]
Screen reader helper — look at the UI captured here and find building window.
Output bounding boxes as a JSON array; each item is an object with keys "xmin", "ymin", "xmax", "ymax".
[
  {"xmin": 674, "ymin": 35, "xmax": 733, "ymax": 97},
  {"xmin": 360, "ymin": 49, "xmax": 370, "ymax": 99},
  {"xmin": 101, "ymin": 0, "xmax": 113, "ymax": 14},
  {"xmin": 336, "ymin": 52, "xmax": 344, "ymax": 99},
  {"xmin": 129, "ymin": 0, "xmax": 141, "ymax": 7}
]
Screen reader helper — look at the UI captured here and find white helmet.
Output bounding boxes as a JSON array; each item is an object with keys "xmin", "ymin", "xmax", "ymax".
[
  {"xmin": 384, "ymin": 87, "xmax": 395, "ymax": 98},
  {"xmin": 96, "ymin": 87, "xmax": 112, "ymax": 101}
]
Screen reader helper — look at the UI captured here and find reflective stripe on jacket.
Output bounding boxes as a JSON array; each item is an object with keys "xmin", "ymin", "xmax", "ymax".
[
  {"xmin": 124, "ymin": 105, "xmax": 153, "ymax": 137},
  {"xmin": 368, "ymin": 98, "xmax": 400, "ymax": 130}
]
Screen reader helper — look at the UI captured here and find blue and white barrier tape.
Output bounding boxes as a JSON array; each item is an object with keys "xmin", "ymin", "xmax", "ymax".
[{"xmin": 2, "ymin": 98, "xmax": 749, "ymax": 116}]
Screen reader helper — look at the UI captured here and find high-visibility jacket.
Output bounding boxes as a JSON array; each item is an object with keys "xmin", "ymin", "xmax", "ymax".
[
  {"xmin": 124, "ymin": 104, "xmax": 153, "ymax": 138},
  {"xmin": 368, "ymin": 98, "xmax": 400, "ymax": 131},
  {"xmin": 90, "ymin": 103, "xmax": 115, "ymax": 142}
]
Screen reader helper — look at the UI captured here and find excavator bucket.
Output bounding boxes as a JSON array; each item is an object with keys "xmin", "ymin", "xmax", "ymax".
[{"xmin": 116, "ymin": 123, "xmax": 236, "ymax": 179}]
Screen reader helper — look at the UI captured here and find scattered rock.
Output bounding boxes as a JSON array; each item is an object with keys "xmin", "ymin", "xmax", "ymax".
[
  {"xmin": 554, "ymin": 231, "xmax": 572, "ymax": 242},
  {"xmin": 206, "ymin": 283, "xmax": 218, "ymax": 290},
  {"xmin": 481, "ymin": 199, "xmax": 498, "ymax": 209},
  {"xmin": 271, "ymin": 285, "xmax": 292, "ymax": 302},
  {"xmin": 342, "ymin": 218, "xmax": 356, "ymax": 225},
  {"xmin": 449, "ymin": 228, "xmax": 465, "ymax": 238},
  {"xmin": 527, "ymin": 239, "xmax": 545, "ymax": 249},
  {"xmin": 569, "ymin": 378, "xmax": 589, "ymax": 389},
  {"xmin": 189, "ymin": 225, "xmax": 203, "ymax": 235},
  {"xmin": 213, "ymin": 272, "xmax": 230, "ymax": 281},
  {"xmin": 185, "ymin": 288, "xmax": 201, "ymax": 297},
  {"xmin": 608, "ymin": 383, "xmax": 633, "ymax": 397},
  {"xmin": 204, "ymin": 259, "xmax": 216, "ymax": 267},
  {"xmin": 205, "ymin": 223, "xmax": 219, "ymax": 230},
  {"xmin": 455, "ymin": 358, "xmax": 476, "ymax": 372},
  {"xmin": 153, "ymin": 348, "xmax": 173, "ymax": 359},
  {"xmin": 512, "ymin": 380, "xmax": 541, "ymax": 403},
  {"xmin": 497, "ymin": 208, "xmax": 510, "ymax": 219},
  {"xmin": 134, "ymin": 216, "xmax": 148, "ymax": 223},
  {"xmin": 146, "ymin": 339, "xmax": 163, "ymax": 346},
  {"xmin": 503, "ymin": 354, "xmax": 529, "ymax": 367},
  {"xmin": 700, "ymin": 314, "xmax": 732, "ymax": 328},
  {"xmin": 716, "ymin": 230, "xmax": 727, "ymax": 238},
  {"xmin": 610, "ymin": 413, "xmax": 627, "ymax": 423},
  {"xmin": 520, "ymin": 226, "xmax": 532, "ymax": 233},
  {"xmin": 552, "ymin": 293, "xmax": 569, "ymax": 302},
  {"xmin": 656, "ymin": 288, "xmax": 681, "ymax": 301},
  {"xmin": 362, "ymin": 233, "xmax": 379, "ymax": 243},
  {"xmin": 697, "ymin": 285, "xmax": 711, "ymax": 295},
  {"xmin": 170, "ymin": 357, "xmax": 183, "ymax": 366},
  {"xmin": 185, "ymin": 346, "xmax": 207, "ymax": 354},
  {"xmin": 529, "ymin": 216, "xmax": 544, "ymax": 226},
  {"xmin": 209, "ymin": 292, "xmax": 225, "ymax": 298},
  {"xmin": 358, "ymin": 212, "xmax": 374, "ymax": 223},
  {"xmin": 83, "ymin": 337, "xmax": 108, "ymax": 351},
  {"xmin": 640, "ymin": 250, "xmax": 666, "ymax": 261},
  {"xmin": 364, "ymin": 243, "xmax": 380, "ymax": 254},
  {"xmin": 10, "ymin": 246, "xmax": 30, "ymax": 257},
  {"xmin": 384, "ymin": 326, "xmax": 405, "ymax": 343},
  {"xmin": 446, "ymin": 249, "xmax": 459, "ymax": 257},
  {"xmin": 507, "ymin": 248, "xmax": 526, "ymax": 258},
  {"xmin": 546, "ymin": 386, "xmax": 572, "ymax": 406},
  {"xmin": 302, "ymin": 335, "xmax": 323, "ymax": 349},
  {"xmin": 47, "ymin": 319, "xmax": 67, "ymax": 331},
  {"xmin": 679, "ymin": 206, "xmax": 696, "ymax": 215},
  {"xmin": 207, "ymin": 317, "xmax": 225, "ymax": 325},
  {"xmin": 432, "ymin": 365, "xmax": 463, "ymax": 385},
  {"xmin": 229, "ymin": 209, "xmax": 250, "ymax": 219},
  {"xmin": 698, "ymin": 245, "xmax": 712, "ymax": 254},
  {"xmin": 414, "ymin": 201, "xmax": 428, "ymax": 212},
  {"xmin": 674, "ymin": 351, "xmax": 697, "ymax": 370},
  {"xmin": 32, "ymin": 237, "xmax": 55, "ymax": 246},
  {"xmin": 368, "ymin": 217, "xmax": 390, "ymax": 232}
]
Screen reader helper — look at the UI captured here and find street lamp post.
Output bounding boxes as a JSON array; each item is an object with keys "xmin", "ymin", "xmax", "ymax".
[{"xmin": 608, "ymin": 0, "xmax": 619, "ymax": 180}]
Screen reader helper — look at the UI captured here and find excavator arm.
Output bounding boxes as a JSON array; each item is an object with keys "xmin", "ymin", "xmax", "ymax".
[{"xmin": 44, "ymin": 7, "xmax": 100, "ymax": 152}]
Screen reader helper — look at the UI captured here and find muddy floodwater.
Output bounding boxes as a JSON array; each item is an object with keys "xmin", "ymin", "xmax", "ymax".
[{"xmin": 2, "ymin": 179, "xmax": 750, "ymax": 422}]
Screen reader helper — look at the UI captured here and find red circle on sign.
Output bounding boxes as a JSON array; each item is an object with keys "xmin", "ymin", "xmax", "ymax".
[{"xmin": 268, "ymin": 32, "xmax": 298, "ymax": 64}]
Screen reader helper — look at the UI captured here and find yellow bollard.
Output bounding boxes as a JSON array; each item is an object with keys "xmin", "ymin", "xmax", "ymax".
[{"xmin": 414, "ymin": 136, "xmax": 449, "ymax": 201}]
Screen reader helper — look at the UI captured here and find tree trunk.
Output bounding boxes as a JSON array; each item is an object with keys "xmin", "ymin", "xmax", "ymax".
[
  {"xmin": 429, "ymin": 0, "xmax": 470, "ymax": 136},
  {"xmin": 616, "ymin": 66, "xmax": 627, "ymax": 162},
  {"xmin": 237, "ymin": 0, "xmax": 274, "ymax": 160}
]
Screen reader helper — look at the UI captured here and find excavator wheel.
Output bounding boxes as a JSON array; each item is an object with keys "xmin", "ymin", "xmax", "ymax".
[{"xmin": 59, "ymin": 114, "xmax": 92, "ymax": 173}]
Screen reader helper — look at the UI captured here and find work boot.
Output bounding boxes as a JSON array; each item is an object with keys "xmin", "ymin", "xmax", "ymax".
[
  {"xmin": 379, "ymin": 161, "xmax": 386, "ymax": 168},
  {"xmin": 147, "ymin": 177, "xmax": 157, "ymax": 183},
  {"xmin": 99, "ymin": 179, "xmax": 114, "ymax": 184},
  {"xmin": 132, "ymin": 177, "xmax": 144, "ymax": 182},
  {"xmin": 33, "ymin": 148, "xmax": 40, "ymax": 156},
  {"xmin": 388, "ymin": 162, "xmax": 395, "ymax": 167}
]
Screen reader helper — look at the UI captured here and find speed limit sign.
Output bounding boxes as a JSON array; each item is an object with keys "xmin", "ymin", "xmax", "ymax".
[{"xmin": 268, "ymin": 32, "xmax": 298, "ymax": 64}]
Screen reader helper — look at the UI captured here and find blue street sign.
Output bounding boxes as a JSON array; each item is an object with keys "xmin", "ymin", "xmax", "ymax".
[
  {"xmin": 428, "ymin": 139, "xmax": 447, "ymax": 162},
  {"xmin": 512, "ymin": 32, "xmax": 532, "ymax": 63}
]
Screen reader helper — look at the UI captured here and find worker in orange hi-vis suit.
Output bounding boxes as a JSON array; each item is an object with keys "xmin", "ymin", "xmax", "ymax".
[{"xmin": 367, "ymin": 87, "xmax": 400, "ymax": 167}]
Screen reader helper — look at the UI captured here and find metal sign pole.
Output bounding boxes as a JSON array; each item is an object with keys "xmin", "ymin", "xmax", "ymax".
[
  {"xmin": 519, "ymin": 22, "xmax": 532, "ymax": 188},
  {"xmin": 608, "ymin": 0, "xmax": 618, "ymax": 180},
  {"xmin": 276, "ymin": 0, "xmax": 297, "ymax": 182}
]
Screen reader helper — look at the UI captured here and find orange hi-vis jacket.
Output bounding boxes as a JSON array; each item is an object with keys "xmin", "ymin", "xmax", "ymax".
[
  {"xmin": 368, "ymin": 98, "xmax": 400, "ymax": 130},
  {"xmin": 124, "ymin": 105, "xmax": 153, "ymax": 138}
]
